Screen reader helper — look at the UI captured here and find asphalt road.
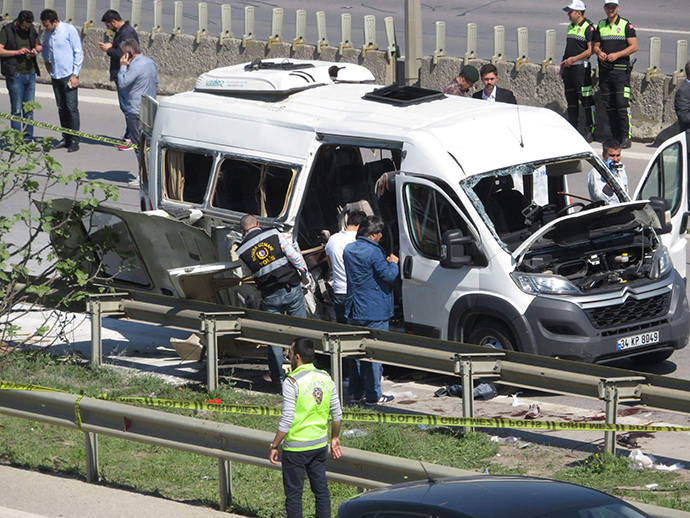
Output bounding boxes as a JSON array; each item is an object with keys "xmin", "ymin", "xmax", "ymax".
[
  {"xmin": 0, "ymin": 82, "xmax": 688, "ymax": 412},
  {"xmin": 37, "ymin": 0, "xmax": 690, "ymax": 75}
]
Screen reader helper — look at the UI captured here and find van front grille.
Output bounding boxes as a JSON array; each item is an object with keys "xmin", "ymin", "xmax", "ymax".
[{"xmin": 585, "ymin": 293, "xmax": 671, "ymax": 329}]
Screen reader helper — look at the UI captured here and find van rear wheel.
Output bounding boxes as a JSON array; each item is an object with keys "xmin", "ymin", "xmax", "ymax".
[{"xmin": 467, "ymin": 321, "xmax": 515, "ymax": 351}]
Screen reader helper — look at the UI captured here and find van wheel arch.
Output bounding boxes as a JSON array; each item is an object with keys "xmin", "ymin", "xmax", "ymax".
[{"xmin": 448, "ymin": 295, "xmax": 535, "ymax": 354}]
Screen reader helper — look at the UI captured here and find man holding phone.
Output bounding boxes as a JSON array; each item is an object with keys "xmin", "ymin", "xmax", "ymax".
[
  {"xmin": 98, "ymin": 10, "xmax": 138, "ymax": 150},
  {"xmin": 117, "ymin": 39, "xmax": 158, "ymax": 161},
  {"xmin": 0, "ymin": 10, "xmax": 42, "ymax": 141},
  {"xmin": 587, "ymin": 138, "xmax": 628, "ymax": 205}
]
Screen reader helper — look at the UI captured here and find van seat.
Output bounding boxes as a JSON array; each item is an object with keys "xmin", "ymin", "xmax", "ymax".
[{"xmin": 486, "ymin": 175, "xmax": 530, "ymax": 234}]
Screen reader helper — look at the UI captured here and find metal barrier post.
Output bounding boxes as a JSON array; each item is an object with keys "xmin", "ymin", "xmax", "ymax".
[
  {"xmin": 598, "ymin": 377, "xmax": 644, "ymax": 454},
  {"xmin": 109, "ymin": 0, "xmax": 119, "ymax": 14},
  {"xmin": 492, "ymin": 25, "xmax": 505, "ymax": 64},
  {"xmin": 1, "ymin": 0, "xmax": 11, "ymax": 20},
  {"xmin": 243, "ymin": 6, "xmax": 255, "ymax": 47},
  {"xmin": 219, "ymin": 459, "xmax": 232, "ymax": 511},
  {"xmin": 43, "ymin": 0, "xmax": 52, "ymax": 10},
  {"xmin": 384, "ymin": 16, "xmax": 396, "ymax": 61},
  {"xmin": 647, "ymin": 37, "xmax": 661, "ymax": 81},
  {"xmin": 516, "ymin": 27, "xmax": 529, "ymax": 70},
  {"xmin": 220, "ymin": 4, "xmax": 233, "ymax": 44},
  {"xmin": 293, "ymin": 9, "xmax": 306, "ymax": 50},
  {"xmin": 197, "ymin": 2, "xmax": 208, "ymax": 43},
  {"xmin": 404, "ymin": 0, "xmax": 422, "ymax": 85},
  {"xmin": 202, "ymin": 316, "xmax": 218, "ymax": 391},
  {"xmin": 131, "ymin": 0, "xmax": 141, "ymax": 30},
  {"xmin": 173, "ymin": 1, "xmax": 183, "ymax": 35},
  {"xmin": 339, "ymin": 13, "xmax": 352, "ymax": 55},
  {"xmin": 268, "ymin": 8, "xmax": 283, "ymax": 48},
  {"xmin": 151, "ymin": 0, "xmax": 162, "ymax": 40},
  {"xmin": 88, "ymin": 299, "xmax": 102, "ymax": 368},
  {"xmin": 543, "ymin": 29, "xmax": 556, "ymax": 72},
  {"xmin": 85, "ymin": 432, "xmax": 99, "ymax": 483},
  {"xmin": 465, "ymin": 22, "xmax": 477, "ymax": 62},
  {"xmin": 433, "ymin": 21, "xmax": 446, "ymax": 64},
  {"xmin": 455, "ymin": 357, "xmax": 474, "ymax": 435},
  {"xmin": 363, "ymin": 15, "xmax": 378, "ymax": 54},
  {"xmin": 64, "ymin": 0, "xmax": 74, "ymax": 24},
  {"xmin": 84, "ymin": 0, "xmax": 96, "ymax": 32},
  {"xmin": 316, "ymin": 11, "xmax": 328, "ymax": 53},
  {"xmin": 674, "ymin": 40, "xmax": 688, "ymax": 84},
  {"xmin": 323, "ymin": 332, "xmax": 368, "ymax": 406}
]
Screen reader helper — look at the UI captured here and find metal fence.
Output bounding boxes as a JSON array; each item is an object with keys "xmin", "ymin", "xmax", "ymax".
[{"xmin": 85, "ymin": 289, "xmax": 690, "ymax": 455}]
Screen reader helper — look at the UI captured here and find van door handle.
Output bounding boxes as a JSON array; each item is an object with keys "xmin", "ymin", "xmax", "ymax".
[{"xmin": 403, "ymin": 256, "xmax": 413, "ymax": 279}]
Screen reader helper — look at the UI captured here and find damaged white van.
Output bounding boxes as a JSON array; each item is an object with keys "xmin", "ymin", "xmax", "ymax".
[{"xmin": 73, "ymin": 59, "xmax": 690, "ymax": 365}]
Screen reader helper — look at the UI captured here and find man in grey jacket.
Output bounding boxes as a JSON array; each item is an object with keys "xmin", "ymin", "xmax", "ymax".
[
  {"xmin": 117, "ymin": 39, "xmax": 158, "ymax": 160},
  {"xmin": 675, "ymin": 61, "xmax": 690, "ymax": 134}
]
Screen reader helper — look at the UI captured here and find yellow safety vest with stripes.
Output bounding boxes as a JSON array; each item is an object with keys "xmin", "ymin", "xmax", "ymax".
[{"xmin": 283, "ymin": 363, "xmax": 333, "ymax": 452}]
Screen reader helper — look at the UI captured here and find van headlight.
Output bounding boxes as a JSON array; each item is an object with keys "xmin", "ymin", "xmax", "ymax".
[
  {"xmin": 650, "ymin": 247, "xmax": 673, "ymax": 279},
  {"xmin": 511, "ymin": 273, "xmax": 581, "ymax": 295}
]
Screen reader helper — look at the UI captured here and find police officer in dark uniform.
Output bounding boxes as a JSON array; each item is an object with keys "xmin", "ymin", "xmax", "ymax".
[
  {"xmin": 593, "ymin": 0, "xmax": 637, "ymax": 149},
  {"xmin": 561, "ymin": 0, "xmax": 596, "ymax": 142},
  {"xmin": 236, "ymin": 214, "xmax": 312, "ymax": 390}
]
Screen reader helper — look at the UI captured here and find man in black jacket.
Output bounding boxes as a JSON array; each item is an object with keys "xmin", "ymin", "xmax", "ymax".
[
  {"xmin": 0, "ymin": 10, "xmax": 41, "ymax": 140},
  {"xmin": 98, "ymin": 9, "xmax": 138, "ymax": 148},
  {"xmin": 675, "ymin": 61, "xmax": 690, "ymax": 134},
  {"xmin": 472, "ymin": 63, "xmax": 517, "ymax": 104}
]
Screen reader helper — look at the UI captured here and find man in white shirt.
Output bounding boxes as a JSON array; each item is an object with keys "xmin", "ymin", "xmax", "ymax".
[
  {"xmin": 588, "ymin": 138, "xmax": 629, "ymax": 204},
  {"xmin": 472, "ymin": 63, "xmax": 517, "ymax": 104},
  {"xmin": 324, "ymin": 210, "xmax": 366, "ymax": 324}
]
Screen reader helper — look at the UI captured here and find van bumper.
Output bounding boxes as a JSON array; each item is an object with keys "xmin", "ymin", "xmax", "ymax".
[{"xmin": 520, "ymin": 271, "xmax": 690, "ymax": 363}]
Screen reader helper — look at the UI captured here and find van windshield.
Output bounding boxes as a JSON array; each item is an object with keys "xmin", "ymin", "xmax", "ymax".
[{"xmin": 459, "ymin": 154, "xmax": 629, "ymax": 252}]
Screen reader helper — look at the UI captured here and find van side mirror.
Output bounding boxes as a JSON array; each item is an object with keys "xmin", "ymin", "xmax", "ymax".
[
  {"xmin": 648, "ymin": 197, "xmax": 673, "ymax": 235},
  {"xmin": 440, "ymin": 230, "xmax": 473, "ymax": 268}
]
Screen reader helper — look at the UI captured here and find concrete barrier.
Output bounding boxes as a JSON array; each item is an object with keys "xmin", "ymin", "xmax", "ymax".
[{"xmin": 1, "ymin": 20, "xmax": 684, "ymax": 142}]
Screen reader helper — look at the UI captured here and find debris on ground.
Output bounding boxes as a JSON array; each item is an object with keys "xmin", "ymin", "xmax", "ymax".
[
  {"xmin": 617, "ymin": 434, "xmax": 640, "ymax": 449},
  {"xmin": 342, "ymin": 429, "xmax": 368, "ymax": 438},
  {"xmin": 629, "ymin": 449, "xmax": 686, "ymax": 471},
  {"xmin": 433, "ymin": 382, "xmax": 498, "ymax": 400},
  {"xmin": 525, "ymin": 404, "xmax": 541, "ymax": 419}
]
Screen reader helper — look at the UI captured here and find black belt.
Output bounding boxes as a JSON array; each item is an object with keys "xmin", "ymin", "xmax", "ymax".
[{"xmin": 262, "ymin": 282, "xmax": 298, "ymax": 297}]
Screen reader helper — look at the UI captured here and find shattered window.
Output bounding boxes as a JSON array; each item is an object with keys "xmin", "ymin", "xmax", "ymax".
[
  {"xmin": 163, "ymin": 148, "xmax": 214, "ymax": 205},
  {"xmin": 460, "ymin": 154, "xmax": 611, "ymax": 251},
  {"xmin": 211, "ymin": 158, "xmax": 296, "ymax": 218}
]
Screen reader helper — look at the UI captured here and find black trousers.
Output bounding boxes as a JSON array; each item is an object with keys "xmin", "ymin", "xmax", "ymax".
[
  {"xmin": 562, "ymin": 64, "xmax": 595, "ymax": 134},
  {"xmin": 599, "ymin": 66, "xmax": 631, "ymax": 142},
  {"xmin": 51, "ymin": 76, "xmax": 80, "ymax": 144},
  {"xmin": 126, "ymin": 112, "xmax": 141, "ymax": 162},
  {"xmin": 282, "ymin": 446, "xmax": 330, "ymax": 518}
]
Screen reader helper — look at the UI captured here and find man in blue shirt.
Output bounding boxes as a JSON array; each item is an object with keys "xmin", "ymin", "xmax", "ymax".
[
  {"xmin": 343, "ymin": 215, "xmax": 398, "ymax": 406},
  {"xmin": 40, "ymin": 9, "xmax": 83, "ymax": 152},
  {"xmin": 117, "ymin": 39, "xmax": 158, "ymax": 161}
]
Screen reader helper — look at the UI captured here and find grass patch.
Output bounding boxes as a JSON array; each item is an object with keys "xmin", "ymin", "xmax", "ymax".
[{"xmin": 0, "ymin": 351, "xmax": 495, "ymax": 516}]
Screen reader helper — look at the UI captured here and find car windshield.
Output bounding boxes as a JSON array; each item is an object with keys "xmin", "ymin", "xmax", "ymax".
[
  {"xmin": 532, "ymin": 501, "xmax": 648, "ymax": 518},
  {"xmin": 459, "ymin": 154, "xmax": 628, "ymax": 252}
]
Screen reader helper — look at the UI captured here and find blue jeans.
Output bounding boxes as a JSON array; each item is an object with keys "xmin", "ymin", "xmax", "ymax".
[
  {"xmin": 116, "ymin": 83, "xmax": 130, "ymax": 139},
  {"xmin": 347, "ymin": 319, "xmax": 388, "ymax": 403},
  {"xmin": 6, "ymin": 72, "xmax": 36, "ymax": 138},
  {"xmin": 51, "ymin": 76, "xmax": 80, "ymax": 144},
  {"xmin": 331, "ymin": 292, "xmax": 347, "ymax": 324},
  {"xmin": 261, "ymin": 286, "xmax": 306, "ymax": 387}
]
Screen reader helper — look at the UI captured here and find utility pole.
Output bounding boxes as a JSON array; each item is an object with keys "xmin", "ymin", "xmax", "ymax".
[{"xmin": 404, "ymin": 0, "xmax": 422, "ymax": 85}]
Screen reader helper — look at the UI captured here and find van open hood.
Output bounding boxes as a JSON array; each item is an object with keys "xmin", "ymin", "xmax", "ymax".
[{"xmin": 513, "ymin": 201, "xmax": 659, "ymax": 265}]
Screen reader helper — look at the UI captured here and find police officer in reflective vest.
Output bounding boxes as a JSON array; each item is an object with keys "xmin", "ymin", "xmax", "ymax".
[
  {"xmin": 236, "ymin": 215, "xmax": 313, "ymax": 390},
  {"xmin": 270, "ymin": 337, "xmax": 342, "ymax": 518},
  {"xmin": 561, "ymin": 0, "xmax": 596, "ymax": 142},
  {"xmin": 593, "ymin": 0, "xmax": 637, "ymax": 149}
]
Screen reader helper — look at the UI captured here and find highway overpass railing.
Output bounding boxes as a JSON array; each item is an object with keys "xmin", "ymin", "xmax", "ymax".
[{"xmin": 84, "ymin": 289, "xmax": 690, "ymax": 455}]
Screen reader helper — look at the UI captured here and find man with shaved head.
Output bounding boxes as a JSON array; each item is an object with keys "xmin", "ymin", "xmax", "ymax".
[{"xmin": 236, "ymin": 215, "xmax": 313, "ymax": 391}]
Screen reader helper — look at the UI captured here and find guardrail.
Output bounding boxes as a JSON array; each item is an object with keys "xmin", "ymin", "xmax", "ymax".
[
  {"xmin": 84, "ymin": 289, "xmax": 690, "ymax": 455},
  {"xmin": 0, "ymin": 387, "xmax": 475, "ymax": 511}
]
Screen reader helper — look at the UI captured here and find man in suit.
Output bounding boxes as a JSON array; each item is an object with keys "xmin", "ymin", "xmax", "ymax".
[
  {"xmin": 675, "ymin": 61, "xmax": 690, "ymax": 133},
  {"xmin": 472, "ymin": 63, "xmax": 517, "ymax": 104}
]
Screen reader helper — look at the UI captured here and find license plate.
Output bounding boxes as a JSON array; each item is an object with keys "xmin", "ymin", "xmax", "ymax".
[{"xmin": 617, "ymin": 331, "xmax": 660, "ymax": 350}]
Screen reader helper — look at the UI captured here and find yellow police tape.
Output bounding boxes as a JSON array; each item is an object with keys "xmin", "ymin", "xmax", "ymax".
[
  {"xmin": 0, "ymin": 111, "xmax": 138, "ymax": 149},
  {"xmin": 3, "ymin": 380, "xmax": 690, "ymax": 433}
]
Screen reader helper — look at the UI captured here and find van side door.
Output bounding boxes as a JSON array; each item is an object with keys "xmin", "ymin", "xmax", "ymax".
[
  {"xmin": 634, "ymin": 132, "xmax": 689, "ymax": 278},
  {"xmin": 395, "ymin": 175, "xmax": 484, "ymax": 339}
]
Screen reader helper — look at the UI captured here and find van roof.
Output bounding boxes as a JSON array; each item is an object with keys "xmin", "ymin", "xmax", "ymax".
[{"xmin": 161, "ymin": 63, "xmax": 593, "ymax": 178}]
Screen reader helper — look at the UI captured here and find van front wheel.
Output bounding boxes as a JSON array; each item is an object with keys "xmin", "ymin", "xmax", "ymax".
[{"xmin": 467, "ymin": 321, "xmax": 515, "ymax": 351}]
